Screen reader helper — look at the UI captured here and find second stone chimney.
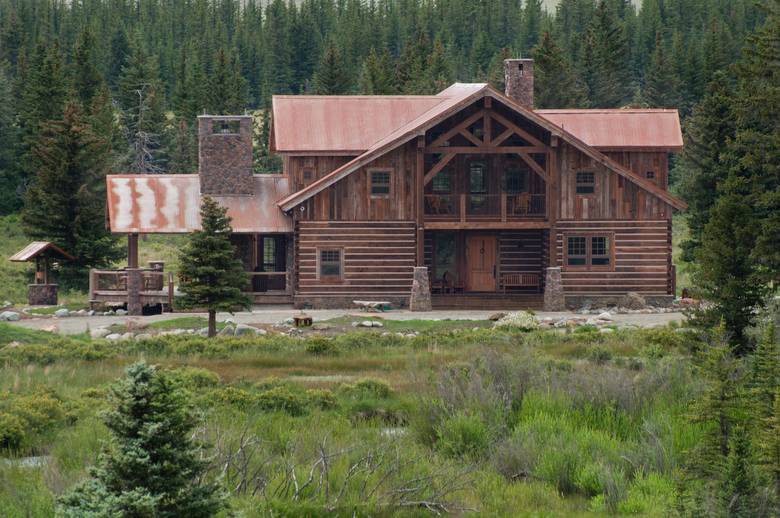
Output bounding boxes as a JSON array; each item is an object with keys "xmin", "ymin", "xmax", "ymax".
[
  {"xmin": 198, "ymin": 115, "xmax": 254, "ymax": 196},
  {"xmin": 504, "ymin": 59, "xmax": 534, "ymax": 109}
]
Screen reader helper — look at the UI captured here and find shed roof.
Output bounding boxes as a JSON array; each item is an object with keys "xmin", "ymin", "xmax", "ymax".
[
  {"xmin": 10, "ymin": 241, "xmax": 75, "ymax": 262},
  {"xmin": 536, "ymin": 109, "xmax": 683, "ymax": 150},
  {"xmin": 272, "ymin": 93, "xmax": 684, "ymax": 153},
  {"xmin": 106, "ymin": 174, "xmax": 293, "ymax": 234}
]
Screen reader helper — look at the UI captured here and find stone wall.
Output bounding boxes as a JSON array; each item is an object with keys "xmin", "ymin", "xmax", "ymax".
[
  {"xmin": 198, "ymin": 116, "xmax": 254, "ymax": 196},
  {"xmin": 28, "ymin": 284, "xmax": 58, "ymax": 306},
  {"xmin": 504, "ymin": 58, "xmax": 534, "ymax": 109}
]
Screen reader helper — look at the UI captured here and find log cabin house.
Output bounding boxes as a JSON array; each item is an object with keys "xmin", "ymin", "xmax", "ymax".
[{"xmin": 98, "ymin": 59, "xmax": 686, "ymax": 313}]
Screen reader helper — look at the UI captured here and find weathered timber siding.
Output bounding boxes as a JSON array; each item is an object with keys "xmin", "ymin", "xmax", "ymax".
[
  {"xmin": 295, "ymin": 221, "xmax": 416, "ymax": 303},
  {"xmin": 557, "ymin": 143, "xmax": 671, "ymax": 221},
  {"xmin": 553, "ymin": 220, "xmax": 673, "ymax": 295},
  {"xmin": 291, "ymin": 142, "xmax": 417, "ymax": 221}
]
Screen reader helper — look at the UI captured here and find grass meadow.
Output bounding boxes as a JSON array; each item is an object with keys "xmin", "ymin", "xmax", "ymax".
[{"xmin": 0, "ymin": 320, "xmax": 705, "ymax": 516}]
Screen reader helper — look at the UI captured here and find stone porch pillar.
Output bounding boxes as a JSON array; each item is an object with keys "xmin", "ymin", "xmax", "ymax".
[
  {"xmin": 543, "ymin": 267, "xmax": 565, "ymax": 311},
  {"xmin": 126, "ymin": 268, "xmax": 142, "ymax": 316},
  {"xmin": 410, "ymin": 266, "xmax": 432, "ymax": 312}
]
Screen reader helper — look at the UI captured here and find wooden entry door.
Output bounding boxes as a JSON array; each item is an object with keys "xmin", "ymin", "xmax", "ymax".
[{"xmin": 465, "ymin": 235, "xmax": 497, "ymax": 292}]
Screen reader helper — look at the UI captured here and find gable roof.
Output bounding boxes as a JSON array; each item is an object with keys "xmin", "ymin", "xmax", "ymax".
[
  {"xmin": 277, "ymin": 85, "xmax": 687, "ymax": 212},
  {"xmin": 536, "ymin": 109, "xmax": 683, "ymax": 150},
  {"xmin": 10, "ymin": 241, "xmax": 75, "ymax": 262},
  {"xmin": 106, "ymin": 174, "xmax": 292, "ymax": 234}
]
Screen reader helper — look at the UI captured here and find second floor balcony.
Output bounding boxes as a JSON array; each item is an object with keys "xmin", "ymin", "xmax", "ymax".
[{"xmin": 424, "ymin": 193, "xmax": 546, "ymax": 223}]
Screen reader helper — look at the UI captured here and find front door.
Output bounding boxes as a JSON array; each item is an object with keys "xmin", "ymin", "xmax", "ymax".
[{"xmin": 465, "ymin": 235, "xmax": 497, "ymax": 292}]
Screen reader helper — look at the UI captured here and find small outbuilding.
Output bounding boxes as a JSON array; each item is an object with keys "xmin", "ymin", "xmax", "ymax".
[{"xmin": 10, "ymin": 241, "xmax": 74, "ymax": 305}]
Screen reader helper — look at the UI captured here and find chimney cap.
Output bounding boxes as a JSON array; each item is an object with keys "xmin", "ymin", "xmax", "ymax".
[{"xmin": 197, "ymin": 114, "xmax": 252, "ymax": 120}]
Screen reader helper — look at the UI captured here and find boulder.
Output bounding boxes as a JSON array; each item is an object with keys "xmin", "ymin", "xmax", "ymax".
[
  {"xmin": 41, "ymin": 324, "xmax": 59, "ymax": 333},
  {"xmin": 218, "ymin": 325, "xmax": 236, "ymax": 336},
  {"xmin": 76, "ymin": 309, "xmax": 87, "ymax": 316},
  {"xmin": 126, "ymin": 318, "xmax": 150, "ymax": 332},
  {"xmin": 197, "ymin": 327, "xmax": 209, "ymax": 336},
  {"xmin": 600, "ymin": 328, "xmax": 615, "ymax": 334},
  {"xmin": 120, "ymin": 333, "xmax": 134, "ymax": 341},
  {"xmin": 115, "ymin": 309, "xmax": 128, "ymax": 316},
  {"xmin": 54, "ymin": 308, "xmax": 70, "ymax": 317},
  {"xmin": 597, "ymin": 312, "xmax": 612, "ymax": 320},
  {"xmin": 135, "ymin": 333, "xmax": 153, "ymax": 341},
  {"xmin": 620, "ymin": 292, "xmax": 646, "ymax": 310},
  {"xmin": 90, "ymin": 327, "xmax": 111, "ymax": 339},
  {"xmin": 105, "ymin": 333, "xmax": 122, "ymax": 341},
  {"xmin": 488, "ymin": 312, "xmax": 507, "ymax": 321},
  {"xmin": 0, "ymin": 311, "xmax": 21, "ymax": 322},
  {"xmin": 312, "ymin": 323, "xmax": 331, "ymax": 331},
  {"xmin": 359, "ymin": 321, "xmax": 374, "ymax": 327},
  {"xmin": 234, "ymin": 324, "xmax": 259, "ymax": 336}
]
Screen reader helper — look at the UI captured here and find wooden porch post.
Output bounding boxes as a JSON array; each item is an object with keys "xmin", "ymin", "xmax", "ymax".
[
  {"xmin": 416, "ymin": 136, "xmax": 425, "ymax": 266},
  {"xmin": 127, "ymin": 233, "xmax": 139, "ymax": 268}
]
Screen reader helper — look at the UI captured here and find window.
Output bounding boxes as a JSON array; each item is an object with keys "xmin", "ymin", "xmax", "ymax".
[
  {"xmin": 469, "ymin": 162, "xmax": 487, "ymax": 193},
  {"xmin": 303, "ymin": 168, "xmax": 314, "ymax": 182},
  {"xmin": 565, "ymin": 235, "xmax": 612, "ymax": 269},
  {"xmin": 645, "ymin": 171, "xmax": 655, "ymax": 180},
  {"xmin": 506, "ymin": 167, "xmax": 528, "ymax": 194},
  {"xmin": 576, "ymin": 171, "xmax": 595, "ymax": 194},
  {"xmin": 319, "ymin": 249, "xmax": 342, "ymax": 278},
  {"xmin": 433, "ymin": 232, "xmax": 456, "ymax": 281},
  {"xmin": 212, "ymin": 119, "xmax": 240, "ymax": 134},
  {"xmin": 370, "ymin": 169, "xmax": 391, "ymax": 196},
  {"xmin": 263, "ymin": 238, "xmax": 277, "ymax": 271},
  {"xmin": 432, "ymin": 170, "xmax": 451, "ymax": 193}
]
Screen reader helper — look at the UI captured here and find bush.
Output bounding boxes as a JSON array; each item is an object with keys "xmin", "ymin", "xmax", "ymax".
[
  {"xmin": 494, "ymin": 311, "xmax": 539, "ymax": 331},
  {"xmin": 211, "ymin": 387, "xmax": 257, "ymax": 410},
  {"xmin": 0, "ymin": 412, "xmax": 25, "ymax": 449},
  {"xmin": 436, "ymin": 412, "xmax": 491, "ymax": 458},
  {"xmin": 339, "ymin": 379, "xmax": 393, "ymax": 400},
  {"xmin": 168, "ymin": 366, "xmax": 221, "ymax": 389},
  {"xmin": 587, "ymin": 346, "xmax": 613, "ymax": 364},
  {"xmin": 305, "ymin": 337, "xmax": 338, "ymax": 355},
  {"xmin": 305, "ymin": 389, "xmax": 338, "ymax": 410},
  {"xmin": 257, "ymin": 387, "xmax": 308, "ymax": 416}
]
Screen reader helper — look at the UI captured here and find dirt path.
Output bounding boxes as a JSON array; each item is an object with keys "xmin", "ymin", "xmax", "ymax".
[{"xmin": 10, "ymin": 307, "xmax": 686, "ymax": 335}]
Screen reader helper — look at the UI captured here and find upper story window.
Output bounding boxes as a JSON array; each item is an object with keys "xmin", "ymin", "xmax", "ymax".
[
  {"xmin": 302, "ymin": 168, "xmax": 314, "ymax": 182},
  {"xmin": 469, "ymin": 162, "xmax": 487, "ymax": 193},
  {"xmin": 432, "ymin": 170, "xmax": 451, "ymax": 193},
  {"xmin": 565, "ymin": 234, "xmax": 612, "ymax": 270},
  {"xmin": 212, "ymin": 119, "xmax": 240, "ymax": 134},
  {"xmin": 646, "ymin": 171, "xmax": 656, "ymax": 180},
  {"xmin": 506, "ymin": 167, "xmax": 528, "ymax": 194},
  {"xmin": 319, "ymin": 249, "xmax": 342, "ymax": 279},
  {"xmin": 576, "ymin": 171, "xmax": 595, "ymax": 194},
  {"xmin": 369, "ymin": 169, "xmax": 392, "ymax": 197}
]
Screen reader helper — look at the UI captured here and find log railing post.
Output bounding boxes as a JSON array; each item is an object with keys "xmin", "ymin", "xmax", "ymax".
[
  {"xmin": 89, "ymin": 269, "xmax": 97, "ymax": 300},
  {"xmin": 501, "ymin": 193, "xmax": 507, "ymax": 222},
  {"xmin": 167, "ymin": 271, "xmax": 174, "ymax": 310},
  {"xmin": 460, "ymin": 194, "xmax": 466, "ymax": 222}
]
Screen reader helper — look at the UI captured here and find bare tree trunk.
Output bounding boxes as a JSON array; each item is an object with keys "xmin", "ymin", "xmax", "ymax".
[{"xmin": 208, "ymin": 309, "xmax": 217, "ymax": 338}]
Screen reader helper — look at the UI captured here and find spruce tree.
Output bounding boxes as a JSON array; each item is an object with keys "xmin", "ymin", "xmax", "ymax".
[
  {"xmin": 21, "ymin": 100, "xmax": 121, "ymax": 287},
  {"xmin": 178, "ymin": 196, "xmax": 250, "ymax": 337},
  {"xmin": 720, "ymin": 426, "xmax": 760, "ymax": 518},
  {"xmin": 486, "ymin": 47, "xmax": 513, "ymax": 92},
  {"xmin": 642, "ymin": 32, "xmax": 683, "ymax": 108},
  {"xmin": 312, "ymin": 41, "xmax": 351, "ymax": 95},
  {"xmin": 358, "ymin": 48, "xmax": 396, "ymax": 94},
  {"xmin": 677, "ymin": 72, "xmax": 735, "ymax": 262},
  {"xmin": 532, "ymin": 31, "xmax": 587, "ymax": 108},
  {"xmin": 72, "ymin": 27, "xmax": 104, "ymax": 107},
  {"xmin": 581, "ymin": 0, "xmax": 632, "ymax": 107},
  {"xmin": 207, "ymin": 47, "xmax": 248, "ymax": 113},
  {"xmin": 57, "ymin": 363, "xmax": 226, "ymax": 517},
  {"xmin": 0, "ymin": 61, "xmax": 21, "ymax": 215}
]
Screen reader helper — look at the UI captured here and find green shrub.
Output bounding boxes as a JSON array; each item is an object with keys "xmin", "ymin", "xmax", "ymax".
[
  {"xmin": 436, "ymin": 412, "xmax": 491, "ymax": 458},
  {"xmin": 0, "ymin": 412, "xmax": 25, "ymax": 449},
  {"xmin": 168, "ymin": 366, "xmax": 221, "ymax": 388},
  {"xmin": 339, "ymin": 379, "xmax": 392, "ymax": 400},
  {"xmin": 587, "ymin": 346, "xmax": 613, "ymax": 364},
  {"xmin": 257, "ymin": 387, "xmax": 308, "ymax": 416},
  {"xmin": 305, "ymin": 389, "xmax": 338, "ymax": 410},
  {"xmin": 305, "ymin": 337, "xmax": 337, "ymax": 355},
  {"xmin": 576, "ymin": 462, "xmax": 607, "ymax": 496},
  {"xmin": 536, "ymin": 446, "xmax": 582, "ymax": 495},
  {"xmin": 211, "ymin": 387, "xmax": 256, "ymax": 410},
  {"xmin": 80, "ymin": 387, "xmax": 106, "ymax": 399}
]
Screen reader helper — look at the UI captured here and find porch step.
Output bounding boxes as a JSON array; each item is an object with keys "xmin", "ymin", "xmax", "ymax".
[{"xmin": 431, "ymin": 294, "xmax": 543, "ymax": 310}]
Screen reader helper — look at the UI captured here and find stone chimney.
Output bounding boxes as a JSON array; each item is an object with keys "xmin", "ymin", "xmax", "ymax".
[
  {"xmin": 198, "ymin": 115, "xmax": 254, "ymax": 196},
  {"xmin": 504, "ymin": 58, "xmax": 534, "ymax": 109}
]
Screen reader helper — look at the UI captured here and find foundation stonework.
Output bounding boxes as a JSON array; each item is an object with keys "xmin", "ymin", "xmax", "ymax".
[
  {"xmin": 409, "ymin": 267, "xmax": 432, "ymax": 312},
  {"xmin": 543, "ymin": 267, "xmax": 565, "ymax": 311}
]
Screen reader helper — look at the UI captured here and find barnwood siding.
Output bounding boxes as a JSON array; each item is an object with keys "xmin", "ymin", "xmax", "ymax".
[
  {"xmin": 291, "ymin": 142, "xmax": 417, "ymax": 221},
  {"xmin": 553, "ymin": 220, "xmax": 673, "ymax": 295},
  {"xmin": 295, "ymin": 221, "xmax": 416, "ymax": 300},
  {"xmin": 557, "ymin": 143, "xmax": 671, "ymax": 221}
]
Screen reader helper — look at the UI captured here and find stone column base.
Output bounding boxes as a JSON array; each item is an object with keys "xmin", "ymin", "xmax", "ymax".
[
  {"xmin": 126, "ymin": 268, "xmax": 143, "ymax": 316},
  {"xmin": 543, "ymin": 267, "xmax": 565, "ymax": 311},
  {"xmin": 409, "ymin": 266, "xmax": 432, "ymax": 312},
  {"xmin": 28, "ymin": 284, "xmax": 58, "ymax": 306}
]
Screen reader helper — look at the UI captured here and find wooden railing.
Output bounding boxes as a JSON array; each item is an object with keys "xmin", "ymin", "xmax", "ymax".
[
  {"xmin": 424, "ymin": 193, "xmax": 546, "ymax": 222},
  {"xmin": 244, "ymin": 271, "xmax": 288, "ymax": 294},
  {"xmin": 89, "ymin": 269, "xmax": 175, "ymax": 307}
]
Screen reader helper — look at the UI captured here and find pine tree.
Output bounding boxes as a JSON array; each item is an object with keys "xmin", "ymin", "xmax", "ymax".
[
  {"xmin": 642, "ymin": 32, "xmax": 683, "ymax": 108},
  {"xmin": 107, "ymin": 28, "xmax": 130, "ymax": 89},
  {"xmin": 677, "ymin": 72, "xmax": 735, "ymax": 262},
  {"xmin": 207, "ymin": 47, "xmax": 248, "ymax": 113},
  {"xmin": 117, "ymin": 35, "xmax": 166, "ymax": 173},
  {"xmin": 750, "ymin": 325, "xmax": 780, "ymax": 427},
  {"xmin": 695, "ymin": 194, "xmax": 768, "ymax": 354},
  {"xmin": 312, "ymin": 41, "xmax": 351, "ymax": 95},
  {"xmin": 0, "ymin": 61, "xmax": 21, "ymax": 215},
  {"xmin": 57, "ymin": 363, "xmax": 226, "ymax": 517},
  {"xmin": 21, "ymin": 100, "xmax": 121, "ymax": 287},
  {"xmin": 178, "ymin": 197, "xmax": 250, "ymax": 337},
  {"xmin": 358, "ymin": 48, "xmax": 396, "ymax": 94},
  {"xmin": 720, "ymin": 426, "xmax": 760, "ymax": 518},
  {"xmin": 757, "ymin": 388, "xmax": 780, "ymax": 498},
  {"xmin": 424, "ymin": 38, "xmax": 453, "ymax": 94},
  {"xmin": 486, "ymin": 47, "xmax": 513, "ymax": 92},
  {"xmin": 72, "ymin": 27, "xmax": 104, "ymax": 107},
  {"xmin": 522, "ymin": 0, "xmax": 544, "ymax": 52},
  {"xmin": 581, "ymin": 0, "xmax": 632, "ymax": 107},
  {"xmin": 532, "ymin": 31, "xmax": 587, "ymax": 108}
]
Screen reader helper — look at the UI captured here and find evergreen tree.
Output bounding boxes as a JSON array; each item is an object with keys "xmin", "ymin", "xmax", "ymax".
[
  {"xmin": 642, "ymin": 32, "xmax": 683, "ymax": 108},
  {"xmin": 57, "ymin": 363, "xmax": 226, "ymax": 517},
  {"xmin": 21, "ymin": 101, "xmax": 121, "ymax": 287},
  {"xmin": 695, "ymin": 194, "xmax": 768, "ymax": 354},
  {"xmin": 107, "ymin": 27, "xmax": 130, "ymax": 89},
  {"xmin": 677, "ymin": 72, "xmax": 735, "ymax": 262},
  {"xmin": 72, "ymin": 27, "xmax": 103, "ymax": 107},
  {"xmin": 0, "ymin": 61, "xmax": 21, "ymax": 215},
  {"xmin": 207, "ymin": 47, "xmax": 248, "ymax": 113},
  {"xmin": 581, "ymin": 0, "xmax": 632, "ymax": 107},
  {"xmin": 117, "ymin": 35, "xmax": 166, "ymax": 173},
  {"xmin": 178, "ymin": 197, "xmax": 250, "ymax": 337},
  {"xmin": 750, "ymin": 325, "xmax": 780, "ymax": 428},
  {"xmin": 522, "ymin": 0, "xmax": 544, "ymax": 52},
  {"xmin": 720, "ymin": 426, "xmax": 760, "ymax": 518},
  {"xmin": 358, "ymin": 47, "xmax": 396, "ymax": 94},
  {"xmin": 312, "ymin": 41, "xmax": 351, "ymax": 95},
  {"xmin": 486, "ymin": 47, "xmax": 513, "ymax": 92},
  {"xmin": 532, "ymin": 31, "xmax": 587, "ymax": 108},
  {"xmin": 757, "ymin": 388, "xmax": 780, "ymax": 499}
]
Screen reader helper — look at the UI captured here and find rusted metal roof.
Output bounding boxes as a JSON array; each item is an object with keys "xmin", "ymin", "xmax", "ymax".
[
  {"xmin": 536, "ymin": 109, "xmax": 683, "ymax": 150},
  {"xmin": 272, "ymin": 95, "xmax": 445, "ymax": 153},
  {"xmin": 107, "ymin": 174, "xmax": 293, "ymax": 234},
  {"xmin": 10, "ymin": 241, "xmax": 75, "ymax": 262}
]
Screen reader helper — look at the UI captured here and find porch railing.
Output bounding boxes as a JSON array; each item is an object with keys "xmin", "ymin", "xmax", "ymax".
[
  {"xmin": 424, "ymin": 193, "xmax": 546, "ymax": 221},
  {"xmin": 89, "ymin": 269, "xmax": 175, "ymax": 306},
  {"xmin": 244, "ymin": 272, "xmax": 288, "ymax": 293}
]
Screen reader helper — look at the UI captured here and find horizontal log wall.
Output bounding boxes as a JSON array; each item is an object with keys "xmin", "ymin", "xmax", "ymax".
[
  {"xmin": 295, "ymin": 221, "xmax": 416, "ymax": 300},
  {"xmin": 554, "ymin": 220, "xmax": 672, "ymax": 295}
]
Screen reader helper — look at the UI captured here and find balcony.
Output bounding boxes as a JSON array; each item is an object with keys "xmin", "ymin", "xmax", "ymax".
[{"xmin": 424, "ymin": 193, "xmax": 546, "ymax": 225}]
